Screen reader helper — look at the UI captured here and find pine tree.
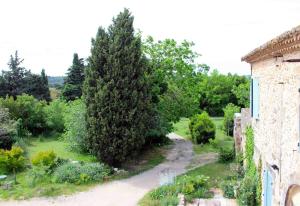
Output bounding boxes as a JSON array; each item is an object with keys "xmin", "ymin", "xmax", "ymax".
[
  {"xmin": 62, "ymin": 53, "xmax": 85, "ymax": 101},
  {"xmin": 84, "ymin": 9, "xmax": 151, "ymax": 166},
  {"xmin": 23, "ymin": 70, "xmax": 51, "ymax": 102},
  {"xmin": 2, "ymin": 51, "xmax": 28, "ymax": 98}
]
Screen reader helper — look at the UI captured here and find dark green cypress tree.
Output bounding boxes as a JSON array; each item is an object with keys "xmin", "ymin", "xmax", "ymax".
[
  {"xmin": 40, "ymin": 69, "xmax": 51, "ymax": 101},
  {"xmin": 62, "ymin": 53, "xmax": 85, "ymax": 101},
  {"xmin": 84, "ymin": 9, "xmax": 151, "ymax": 166},
  {"xmin": 84, "ymin": 27, "xmax": 109, "ymax": 154}
]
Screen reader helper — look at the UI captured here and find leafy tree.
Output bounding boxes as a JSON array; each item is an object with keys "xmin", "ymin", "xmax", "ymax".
[
  {"xmin": 62, "ymin": 53, "xmax": 85, "ymax": 101},
  {"xmin": 232, "ymin": 81, "xmax": 250, "ymax": 108},
  {"xmin": 84, "ymin": 9, "xmax": 151, "ymax": 166},
  {"xmin": 198, "ymin": 70, "xmax": 248, "ymax": 116},
  {"xmin": 143, "ymin": 37, "xmax": 205, "ymax": 121}
]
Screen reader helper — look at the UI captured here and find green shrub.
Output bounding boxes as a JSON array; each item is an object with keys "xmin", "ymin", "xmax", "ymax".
[
  {"xmin": 222, "ymin": 103, "xmax": 240, "ymax": 136},
  {"xmin": 0, "ymin": 146, "xmax": 26, "ymax": 174},
  {"xmin": 237, "ymin": 176, "xmax": 257, "ymax": 206},
  {"xmin": 189, "ymin": 112, "xmax": 215, "ymax": 144},
  {"xmin": 149, "ymin": 175, "xmax": 210, "ymax": 202},
  {"xmin": 0, "ymin": 129, "xmax": 14, "ymax": 150},
  {"xmin": 26, "ymin": 166, "xmax": 47, "ymax": 187},
  {"xmin": 160, "ymin": 196, "xmax": 179, "ymax": 206},
  {"xmin": 208, "ymin": 138, "xmax": 221, "ymax": 149},
  {"xmin": 219, "ymin": 147, "xmax": 235, "ymax": 163},
  {"xmin": 0, "ymin": 94, "xmax": 47, "ymax": 135},
  {"xmin": 53, "ymin": 162, "xmax": 110, "ymax": 184},
  {"xmin": 44, "ymin": 100, "xmax": 66, "ymax": 133},
  {"xmin": 222, "ymin": 180, "xmax": 236, "ymax": 198},
  {"xmin": 31, "ymin": 150, "xmax": 57, "ymax": 168},
  {"xmin": 63, "ymin": 99, "xmax": 88, "ymax": 153}
]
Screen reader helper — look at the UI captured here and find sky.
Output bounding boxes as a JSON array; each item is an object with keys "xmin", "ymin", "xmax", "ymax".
[{"xmin": 0, "ymin": 0, "xmax": 300, "ymax": 76}]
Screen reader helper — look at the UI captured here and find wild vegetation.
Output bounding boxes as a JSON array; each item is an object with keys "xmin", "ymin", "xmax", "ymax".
[{"xmin": 0, "ymin": 8, "xmax": 250, "ymax": 203}]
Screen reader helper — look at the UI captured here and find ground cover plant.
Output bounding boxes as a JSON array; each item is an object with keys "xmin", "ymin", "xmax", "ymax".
[
  {"xmin": 139, "ymin": 162, "xmax": 236, "ymax": 206},
  {"xmin": 0, "ymin": 134, "xmax": 168, "ymax": 200}
]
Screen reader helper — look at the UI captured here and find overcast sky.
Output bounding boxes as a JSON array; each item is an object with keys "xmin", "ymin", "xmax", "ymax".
[{"xmin": 0, "ymin": 0, "xmax": 299, "ymax": 76}]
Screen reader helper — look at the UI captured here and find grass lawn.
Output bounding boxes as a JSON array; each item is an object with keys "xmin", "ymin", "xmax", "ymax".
[
  {"xmin": 139, "ymin": 162, "xmax": 236, "ymax": 206},
  {"xmin": 173, "ymin": 117, "xmax": 234, "ymax": 154},
  {"xmin": 26, "ymin": 136, "xmax": 96, "ymax": 162},
  {"xmin": 0, "ymin": 135, "xmax": 168, "ymax": 200},
  {"xmin": 173, "ymin": 118, "xmax": 191, "ymax": 139}
]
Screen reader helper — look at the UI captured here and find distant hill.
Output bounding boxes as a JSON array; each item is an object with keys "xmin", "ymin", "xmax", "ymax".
[{"xmin": 48, "ymin": 76, "xmax": 64, "ymax": 87}]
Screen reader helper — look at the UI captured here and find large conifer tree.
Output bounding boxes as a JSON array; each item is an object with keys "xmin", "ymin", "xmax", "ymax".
[{"xmin": 84, "ymin": 9, "xmax": 151, "ymax": 166}]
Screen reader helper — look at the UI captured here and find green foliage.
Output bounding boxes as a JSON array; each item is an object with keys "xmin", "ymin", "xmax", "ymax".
[
  {"xmin": 63, "ymin": 99, "xmax": 87, "ymax": 153},
  {"xmin": 0, "ymin": 51, "xmax": 50, "ymax": 101},
  {"xmin": 237, "ymin": 176, "xmax": 257, "ymax": 206},
  {"xmin": 26, "ymin": 166, "xmax": 47, "ymax": 187},
  {"xmin": 222, "ymin": 103, "xmax": 240, "ymax": 136},
  {"xmin": 0, "ymin": 107, "xmax": 16, "ymax": 149},
  {"xmin": 44, "ymin": 99, "xmax": 66, "ymax": 133},
  {"xmin": 149, "ymin": 175, "xmax": 210, "ymax": 201},
  {"xmin": 24, "ymin": 70, "xmax": 51, "ymax": 102},
  {"xmin": 245, "ymin": 126, "xmax": 254, "ymax": 170},
  {"xmin": 189, "ymin": 112, "xmax": 215, "ymax": 144},
  {"xmin": 232, "ymin": 81, "xmax": 250, "ymax": 108},
  {"xmin": 53, "ymin": 162, "xmax": 110, "ymax": 184},
  {"xmin": 143, "ymin": 36, "xmax": 203, "ymax": 122},
  {"xmin": 0, "ymin": 130, "xmax": 14, "ymax": 150},
  {"xmin": 160, "ymin": 197, "xmax": 179, "ymax": 206},
  {"xmin": 219, "ymin": 147, "xmax": 235, "ymax": 163},
  {"xmin": 236, "ymin": 126, "xmax": 261, "ymax": 206},
  {"xmin": 256, "ymin": 158, "xmax": 262, "ymax": 206},
  {"xmin": 198, "ymin": 70, "xmax": 248, "ymax": 116},
  {"xmin": 84, "ymin": 9, "xmax": 151, "ymax": 166},
  {"xmin": 0, "ymin": 146, "xmax": 26, "ymax": 174},
  {"xmin": 62, "ymin": 53, "xmax": 85, "ymax": 101},
  {"xmin": 31, "ymin": 150, "xmax": 57, "ymax": 168},
  {"xmin": 221, "ymin": 180, "xmax": 236, "ymax": 198},
  {"xmin": 0, "ymin": 94, "xmax": 47, "ymax": 135}
]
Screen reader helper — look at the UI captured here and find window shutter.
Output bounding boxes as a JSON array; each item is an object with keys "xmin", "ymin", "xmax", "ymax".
[
  {"xmin": 252, "ymin": 78, "xmax": 260, "ymax": 119},
  {"xmin": 263, "ymin": 170, "xmax": 267, "ymax": 205}
]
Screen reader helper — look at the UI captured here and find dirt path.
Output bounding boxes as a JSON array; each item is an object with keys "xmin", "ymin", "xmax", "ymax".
[{"xmin": 0, "ymin": 133, "xmax": 193, "ymax": 206}]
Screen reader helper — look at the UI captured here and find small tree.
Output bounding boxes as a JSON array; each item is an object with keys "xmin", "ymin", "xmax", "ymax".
[
  {"xmin": 189, "ymin": 112, "xmax": 215, "ymax": 144},
  {"xmin": 223, "ymin": 103, "xmax": 240, "ymax": 136},
  {"xmin": 0, "ymin": 146, "xmax": 26, "ymax": 183}
]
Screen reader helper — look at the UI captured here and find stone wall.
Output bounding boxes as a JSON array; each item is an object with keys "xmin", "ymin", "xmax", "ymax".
[
  {"xmin": 251, "ymin": 50, "xmax": 300, "ymax": 206},
  {"xmin": 233, "ymin": 108, "xmax": 251, "ymax": 153}
]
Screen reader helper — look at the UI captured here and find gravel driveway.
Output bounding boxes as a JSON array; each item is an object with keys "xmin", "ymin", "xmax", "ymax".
[{"xmin": 0, "ymin": 133, "xmax": 193, "ymax": 206}]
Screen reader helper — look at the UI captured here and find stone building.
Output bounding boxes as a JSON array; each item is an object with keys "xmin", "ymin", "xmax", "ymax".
[{"xmin": 242, "ymin": 25, "xmax": 300, "ymax": 206}]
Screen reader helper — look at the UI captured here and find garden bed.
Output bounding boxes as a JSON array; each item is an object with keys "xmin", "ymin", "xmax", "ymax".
[{"xmin": 0, "ymin": 135, "xmax": 168, "ymax": 200}]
